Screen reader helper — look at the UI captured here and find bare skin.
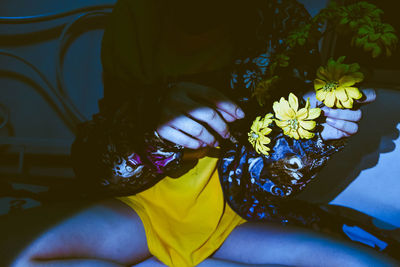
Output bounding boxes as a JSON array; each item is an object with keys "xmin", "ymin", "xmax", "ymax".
[
  {"xmin": 6, "ymin": 82, "xmax": 397, "ymax": 266},
  {"xmin": 7, "ymin": 199, "xmax": 397, "ymax": 266}
]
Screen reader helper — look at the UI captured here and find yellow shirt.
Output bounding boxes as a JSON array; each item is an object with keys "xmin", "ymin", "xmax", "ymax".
[{"xmin": 118, "ymin": 157, "xmax": 245, "ymax": 266}]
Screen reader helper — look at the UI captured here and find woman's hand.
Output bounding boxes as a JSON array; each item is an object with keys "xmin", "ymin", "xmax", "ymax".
[
  {"xmin": 303, "ymin": 89, "xmax": 376, "ymax": 141},
  {"xmin": 157, "ymin": 82, "xmax": 245, "ymax": 149}
]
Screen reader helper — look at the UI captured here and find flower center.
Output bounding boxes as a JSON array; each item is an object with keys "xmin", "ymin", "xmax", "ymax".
[
  {"xmin": 251, "ymin": 132, "xmax": 259, "ymax": 139},
  {"xmin": 323, "ymin": 81, "xmax": 339, "ymax": 92},
  {"xmin": 289, "ymin": 119, "xmax": 299, "ymax": 130}
]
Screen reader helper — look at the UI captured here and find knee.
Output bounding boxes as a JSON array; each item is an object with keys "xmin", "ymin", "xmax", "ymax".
[{"xmin": 290, "ymin": 231, "xmax": 398, "ymax": 267}]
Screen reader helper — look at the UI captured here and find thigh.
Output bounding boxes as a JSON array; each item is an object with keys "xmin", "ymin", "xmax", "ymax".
[
  {"xmin": 1, "ymin": 198, "xmax": 150, "ymax": 266},
  {"xmin": 213, "ymin": 222, "xmax": 398, "ymax": 267}
]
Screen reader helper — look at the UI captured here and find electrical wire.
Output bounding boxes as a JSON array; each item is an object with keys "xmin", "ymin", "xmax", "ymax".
[
  {"xmin": 56, "ymin": 10, "xmax": 111, "ymax": 123},
  {"xmin": 0, "ymin": 6, "xmax": 112, "ymax": 130},
  {"xmin": 0, "ymin": 102, "xmax": 9, "ymax": 129},
  {"xmin": 0, "ymin": 5, "xmax": 115, "ymax": 191},
  {"xmin": 0, "ymin": 4, "xmax": 113, "ymax": 24},
  {"xmin": 0, "ymin": 49, "xmax": 80, "ymax": 131}
]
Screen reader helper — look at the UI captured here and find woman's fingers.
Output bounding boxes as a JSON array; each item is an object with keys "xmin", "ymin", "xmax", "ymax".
[
  {"xmin": 320, "ymin": 123, "xmax": 350, "ymax": 141},
  {"xmin": 158, "ymin": 82, "xmax": 245, "ymax": 150},
  {"xmin": 326, "ymin": 118, "xmax": 359, "ymax": 135},
  {"xmin": 321, "ymin": 117, "xmax": 358, "ymax": 140},
  {"xmin": 185, "ymin": 82, "xmax": 245, "ymax": 120},
  {"xmin": 217, "ymin": 108, "xmax": 237, "ymax": 123},
  {"xmin": 304, "ymin": 88, "xmax": 376, "ymax": 141},
  {"xmin": 357, "ymin": 88, "xmax": 376, "ymax": 104},
  {"xmin": 156, "ymin": 125, "xmax": 203, "ymax": 149},
  {"xmin": 213, "ymin": 100, "xmax": 245, "ymax": 120},
  {"xmin": 163, "ymin": 114, "xmax": 218, "ymax": 147},
  {"xmin": 187, "ymin": 106, "xmax": 230, "ymax": 139},
  {"xmin": 322, "ymin": 107, "xmax": 362, "ymax": 122}
]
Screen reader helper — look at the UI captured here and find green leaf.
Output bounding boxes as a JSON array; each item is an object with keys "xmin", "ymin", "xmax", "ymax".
[
  {"xmin": 349, "ymin": 21, "xmax": 358, "ymax": 29},
  {"xmin": 372, "ymin": 46, "xmax": 382, "ymax": 58},
  {"xmin": 358, "ymin": 27, "xmax": 369, "ymax": 35},
  {"xmin": 381, "ymin": 35, "xmax": 394, "ymax": 46},
  {"xmin": 340, "ymin": 17, "xmax": 349, "ymax": 25},
  {"xmin": 348, "ymin": 63, "xmax": 361, "ymax": 73},
  {"xmin": 337, "ymin": 56, "xmax": 346, "ymax": 63},
  {"xmin": 354, "ymin": 37, "xmax": 365, "ymax": 47},
  {"xmin": 369, "ymin": 33, "xmax": 380, "ymax": 41},
  {"xmin": 363, "ymin": 42, "xmax": 377, "ymax": 52}
]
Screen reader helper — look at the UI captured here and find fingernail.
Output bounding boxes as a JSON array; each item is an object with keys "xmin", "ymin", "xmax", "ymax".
[
  {"xmin": 235, "ymin": 107, "xmax": 245, "ymax": 118},
  {"xmin": 214, "ymin": 141, "xmax": 219, "ymax": 147},
  {"xmin": 326, "ymin": 117, "xmax": 334, "ymax": 125}
]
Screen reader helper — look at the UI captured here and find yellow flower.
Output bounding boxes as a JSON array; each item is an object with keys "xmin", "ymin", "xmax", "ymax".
[
  {"xmin": 252, "ymin": 76, "xmax": 279, "ymax": 107},
  {"xmin": 273, "ymin": 93, "xmax": 321, "ymax": 140},
  {"xmin": 248, "ymin": 113, "xmax": 273, "ymax": 155},
  {"xmin": 314, "ymin": 57, "xmax": 364, "ymax": 109}
]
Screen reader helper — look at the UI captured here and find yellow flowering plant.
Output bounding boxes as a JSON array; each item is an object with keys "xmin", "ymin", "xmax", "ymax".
[
  {"xmin": 247, "ymin": 1, "xmax": 397, "ymax": 156},
  {"xmin": 314, "ymin": 56, "xmax": 364, "ymax": 109},
  {"xmin": 248, "ymin": 93, "xmax": 321, "ymax": 155},
  {"xmin": 248, "ymin": 113, "xmax": 274, "ymax": 155},
  {"xmin": 273, "ymin": 93, "xmax": 321, "ymax": 140}
]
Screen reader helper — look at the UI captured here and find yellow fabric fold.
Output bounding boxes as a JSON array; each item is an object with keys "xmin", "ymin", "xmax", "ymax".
[{"xmin": 118, "ymin": 157, "xmax": 246, "ymax": 267}]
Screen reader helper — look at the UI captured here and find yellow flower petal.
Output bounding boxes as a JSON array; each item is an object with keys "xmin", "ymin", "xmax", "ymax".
[
  {"xmin": 299, "ymin": 120, "xmax": 316, "ymax": 130},
  {"xmin": 282, "ymin": 126, "xmax": 292, "ymax": 135},
  {"xmin": 296, "ymin": 107, "xmax": 308, "ymax": 120},
  {"xmin": 298, "ymin": 127, "xmax": 315, "ymax": 139},
  {"xmin": 345, "ymin": 87, "xmax": 363, "ymax": 100},
  {"xmin": 316, "ymin": 90, "xmax": 327, "ymax": 102},
  {"xmin": 339, "ymin": 75, "xmax": 357, "ymax": 87},
  {"xmin": 342, "ymin": 98, "xmax": 354, "ymax": 109},
  {"xmin": 261, "ymin": 127, "xmax": 272, "ymax": 135},
  {"xmin": 307, "ymin": 108, "xmax": 321, "ymax": 120},
  {"xmin": 279, "ymin": 97, "xmax": 295, "ymax": 119},
  {"xmin": 265, "ymin": 113, "xmax": 274, "ymax": 120},
  {"xmin": 275, "ymin": 120, "xmax": 289, "ymax": 128},
  {"xmin": 314, "ymin": 79, "xmax": 326, "ymax": 90},
  {"xmin": 273, "ymin": 101, "xmax": 284, "ymax": 120},
  {"xmin": 305, "ymin": 98, "xmax": 311, "ymax": 110},
  {"xmin": 336, "ymin": 101, "xmax": 344, "ymax": 109},
  {"xmin": 292, "ymin": 130, "xmax": 300, "ymax": 140},
  {"xmin": 324, "ymin": 91, "xmax": 336, "ymax": 107},
  {"xmin": 335, "ymin": 88, "xmax": 348, "ymax": 101},
  {"xmin": 288, "ymin": 93, "xmax": 299, "ymax": 111}
]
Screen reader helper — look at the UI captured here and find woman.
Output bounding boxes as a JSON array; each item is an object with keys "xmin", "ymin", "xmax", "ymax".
[{"xmin": 9, "ymin": 0, "xmax": 399, "ymax": 266}]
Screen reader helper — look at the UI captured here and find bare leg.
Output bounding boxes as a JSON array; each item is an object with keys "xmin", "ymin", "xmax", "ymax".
[
  {"xmin": 0, "ymin": 198, "xmax": 150, "ymax": 266},
  {"xmin": 213, "ymin": 222, "xmax": 398, "ymax": 267}
]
